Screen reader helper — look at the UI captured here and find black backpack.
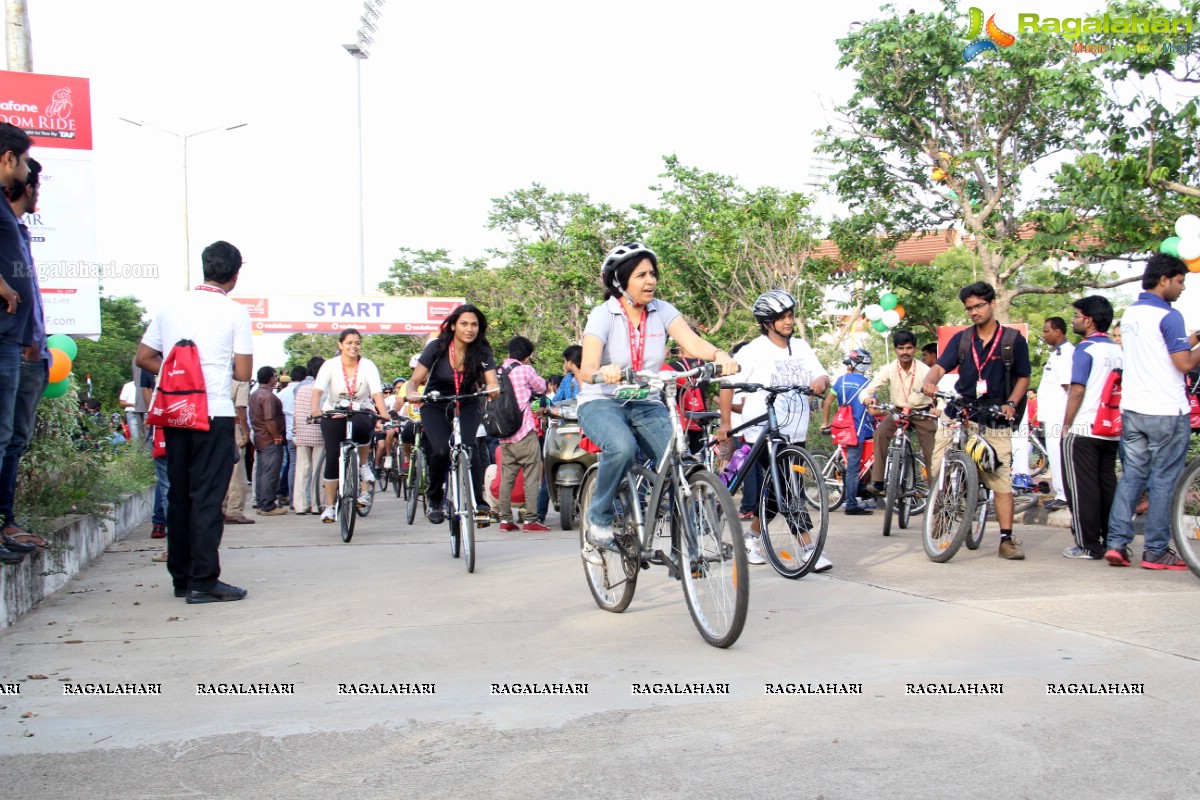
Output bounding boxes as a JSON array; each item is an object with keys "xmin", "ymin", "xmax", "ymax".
[{"xmin": 482, "ymin": 363, "xmax": 524, "ymax": 439}]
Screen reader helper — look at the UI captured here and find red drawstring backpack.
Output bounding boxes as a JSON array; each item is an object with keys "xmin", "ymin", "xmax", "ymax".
[{"xmin": 147, "ymin": 340, "xmax": 210, "ymax": 431}]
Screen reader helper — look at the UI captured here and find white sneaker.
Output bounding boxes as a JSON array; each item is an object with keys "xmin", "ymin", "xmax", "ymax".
[
  {"xmin": 814, "ymin": 554, "xmax": 833, "ymax": 573},
  {"xmin": 321, "ymin": 507, "xmax": 336, "ymax": 524},
  {"xmin": 356, "ymin": 489, "xmax": 371, "ymax": 508},
  {"xmin": 383, "ymin": 456, "xmax": 393, "ymax": 470},
  {"xmin": 582, "ymin": 522, "xmax": 616, "ymax": 566},
  {"xmin": 744, "ymin": 535, "xmax": 767, "ymax": 565},
  {"xmin": 360, "ymin": 463, "xmax": 375, "ymax": 484}
]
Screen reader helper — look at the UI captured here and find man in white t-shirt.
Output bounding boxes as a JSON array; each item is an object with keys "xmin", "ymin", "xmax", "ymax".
[
  {"xmin": 1039, "ymin": 317, "xmax": 1075, "ymax": 510},
  {"xmin": 119, "ymin": 380, "xmax": 138, "ymax": 441},
  {"xmin": 137, "ymin": 241, "xmax": 253, "ymax": 604},
  {"xmin": 718, "ymin": 290, "xmax": 831, "ymax": 572}
]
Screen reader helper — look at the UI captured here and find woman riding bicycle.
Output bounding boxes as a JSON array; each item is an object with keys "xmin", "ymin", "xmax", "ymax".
[
  {"xmin": 309, "ymin": 328, "xmax": 391, "ymax": 523},
  {"xmin": 404, "ymin": 304, "xmax": 499, "ymax": 525},
  {"xmin": 578, "ymin": 242, "xmax": 737, "ymax": 564}
]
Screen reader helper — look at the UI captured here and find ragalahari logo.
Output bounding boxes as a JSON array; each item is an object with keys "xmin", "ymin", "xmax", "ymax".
[{"xmin": 963, "ymin": 7, "xmax": 1016, "ymax": 62}]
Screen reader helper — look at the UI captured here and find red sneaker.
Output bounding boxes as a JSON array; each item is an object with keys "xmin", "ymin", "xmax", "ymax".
[
  {"xmin": 1104, "ymin": 547, "xmax": 1131, "ymax": 567},
  {"xmin": 498, "ymin": 522, "xmax": 519, "ymax": 532},
  {"xmin": 522, "ymin": 521, "xmax": 551, "ymax": 532},
  {"xmin": 151, "ymin": 523, "xmax": 166, "ymax": 539},
  {"xmin": 1140, "ymin": 549, "xmax": 1190, "ymax": 571}
]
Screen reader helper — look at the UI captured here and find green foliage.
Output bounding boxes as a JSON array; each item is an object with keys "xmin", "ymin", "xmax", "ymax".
[
  {"xmin": 16, "ymin": 386, "xmax": 155, "ymax": 536},
  {"xmin": 74, "ymin": 296, "xmax": 148, "ymax": 411},
  {"xmin": 819, "ymin": 1, "xmax": 1148, "ymax": 317}
]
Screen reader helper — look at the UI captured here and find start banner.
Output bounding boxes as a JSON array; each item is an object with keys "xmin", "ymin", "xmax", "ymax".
[
  {"xmin": 0, "ymin": 70, "xmax": 100, "ymax": 338},
  {"xmin": 230, "ymin": 295, "xmax": 465, "ymax": 335}
]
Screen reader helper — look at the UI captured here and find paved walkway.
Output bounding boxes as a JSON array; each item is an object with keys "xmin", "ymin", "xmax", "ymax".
[{"xmin": 2, "ymin": 487, "xmax": 1198, "ymax": 799}]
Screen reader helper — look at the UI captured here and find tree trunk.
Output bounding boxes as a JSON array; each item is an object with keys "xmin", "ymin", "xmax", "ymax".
[{"xmin": 6, "ymin": 0, "xmax": 32, "ymax": 72}]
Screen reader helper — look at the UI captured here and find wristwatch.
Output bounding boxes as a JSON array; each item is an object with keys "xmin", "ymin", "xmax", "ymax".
[{"xmin": 1005, "ymin": 401, "xmax": 1018, "ymax": 409}]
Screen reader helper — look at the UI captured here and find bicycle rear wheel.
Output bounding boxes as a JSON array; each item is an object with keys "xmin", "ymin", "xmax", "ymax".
[
  {"xmin": 807, "ymin": 450, "xmax": 845, "ymax": 511},
  {"xmin": 760, "ymin": 446, "xmax": 828, "ymax": 579},
  {"xmin": 680, "ymin": 469, "xmax": 749, "ymax": 648},
  {"xmin": 340, "ymin": 449, "xmax": 358, "ymax": 543},
  {"xmin": 1171, "ymin": 458, "xmax": 1200, "ymax": 579},
  {"xmin": 905, "ymin": 454, "xmax": 928, "ymax": 521},
  {"xmin": 922, "ymin": 451, "xmax": 977, "ymax": 562},
  {"xmin": 1030, "ymin": 437, "xmax": 1049, "ymax": 477},
  {"xmin": 459, "ymin": 452, "xmax": 476, "ymax": 573},
  {"xmin": 578, "ymin": 467, "xmax": 639, "ymax": 613},
  {"xmin": 898, "ymin": 449, "xmax": 917, "ymax": 530},
  {"xmin": 882, "ymin": 445, "xmax": 903, "ymax": 537},
  {"xmin": 406, "ymin": 449, "xmax": 425, "ymax": 525}
]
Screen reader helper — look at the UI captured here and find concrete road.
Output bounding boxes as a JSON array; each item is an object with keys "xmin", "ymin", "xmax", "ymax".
[{"xmin": 2, "ymin": 486, "xmax": 1198, "ymax": 799}]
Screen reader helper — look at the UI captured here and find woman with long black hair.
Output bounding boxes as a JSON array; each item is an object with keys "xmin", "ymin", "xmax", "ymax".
[{"xmin": 404, "ymin": 304, "xmax": 499, "ymax": 524}]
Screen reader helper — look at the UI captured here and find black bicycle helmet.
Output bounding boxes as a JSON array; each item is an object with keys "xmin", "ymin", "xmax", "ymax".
[{"xmin": 752, "ymin": 290, "xmax": 797, "ymax": 324}]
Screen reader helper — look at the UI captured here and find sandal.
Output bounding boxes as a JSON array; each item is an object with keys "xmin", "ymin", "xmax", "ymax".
[
  {"xmin": 738, "ymin": 511, "xmax": 754, "ymax": 521},
  {"xmin": 151, "ymin": 550, "xmax": 168, "ymax": 562},
  {"xmin": 3, "ymin": 524, "xmax": 48, "ymax": 548}
]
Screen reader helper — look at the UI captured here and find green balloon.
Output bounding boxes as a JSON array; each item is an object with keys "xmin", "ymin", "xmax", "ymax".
[
  {"xmin": 880, "ymin": 292, "xmax": 899, "ymax": 311},
  {"xmin": 43, "ymin": 377, "xmax": 70, "ymax": 399},
  {"xmin": 1161, "ymin": 237, "xmax": 1182, "ymax": 257},
  {"xmin": 46, "ymin": 333, "xmax": 78, "ymax": 360},
  {"xmin": 872, "ymin": 319, "xmax": 889, "ymax": 333}
]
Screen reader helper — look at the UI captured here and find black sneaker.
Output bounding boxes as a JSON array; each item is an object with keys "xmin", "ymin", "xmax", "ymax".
[
  {"xmin": 428, "ymin": 504, "xmax": 446, "ymax": 525},
  {"xmin": 845, "ymin": 507, "xmax": 873, "ymax": 516},
  {"xmin": 186, "ymin": 581, "xmax": 248, "ymax": 604}
]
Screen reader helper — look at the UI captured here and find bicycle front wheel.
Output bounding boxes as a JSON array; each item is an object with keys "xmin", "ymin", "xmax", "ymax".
[
  {"xmin": 760, "ymin": 446, "xmax": 828, "ymax": 579},
  {"xmin": 922, "ymin": 451, "xmax": 977, "ymax": 562},
  {"xmin": 406, "ymin": 448, "xmax": 425, "ymax": 525},
  {"xmin": 340, "ymin": 450, "xmax": 358, "ymax": 543},
  {"xmin": 882, "ymin": 445, "xmax": 904, "ymax": 537},
  {"xmin": 459, "ymin": 453, "xmax": 476, "ymax": 573},
  {"xmin": 966, "ymin": 486, "xmax": 988, "ymax": 550},
  {"xmin": 680, "ymin": 469, "xmax": 749, "ymax": 648},
  {"xmin": 1171, "ymin": 458, "xmax": 1200, "ymax": 579}
]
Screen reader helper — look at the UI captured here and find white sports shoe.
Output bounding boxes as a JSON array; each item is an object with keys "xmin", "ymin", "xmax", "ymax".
[
  {"xmin": 744, "ymin": 535, "xmax": 767, "ymax": 565},
  {"xmin": 360, "ymin": 463, "xmax": 375, "ymax": 484},
  {"xmin": 356, "ymin": 489, "xmax": 371, "ymax": 508},
  {"xmin": 321, "ymin": 507, "xmax": 336, "ymax": 524},
  {"xmin": 814, "ymin": 554, "xmax": 833, "ymax": 573},
  {"xmin": 383, "ymin": 456, "xmax": 393, "ymax": 470},
  {"xmin": 582, "ymin": 522, "xmax": 616, "ymax": 566}
]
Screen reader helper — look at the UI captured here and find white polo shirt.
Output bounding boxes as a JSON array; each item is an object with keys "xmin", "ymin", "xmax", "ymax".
[{"xmin": 1119, "ymin": 292, "xmax": 1190, "ymax": 416}]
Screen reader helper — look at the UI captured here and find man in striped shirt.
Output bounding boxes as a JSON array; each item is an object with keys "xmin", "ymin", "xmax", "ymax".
[{"xmin": 497, "ymin": 336, "xmax": 549, "ymax": 532}]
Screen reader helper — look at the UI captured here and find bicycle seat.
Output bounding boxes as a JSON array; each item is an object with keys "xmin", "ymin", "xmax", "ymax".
[{"xmin": 685, "ymin": 411, "xmax": 721, "ymax": 422}]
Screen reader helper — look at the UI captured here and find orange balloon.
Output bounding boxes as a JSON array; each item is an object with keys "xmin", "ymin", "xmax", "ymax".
[
  {"xmin": 1187, "ymin": 256, "xmax": 1200, "ymax": 273},
  {"xmin": 895, "ymin": 304, "xmax": 906, "ymax": 319},
  {"xmin": 48, "ymin": 348, "xmax": 72, "ymax": 383}
]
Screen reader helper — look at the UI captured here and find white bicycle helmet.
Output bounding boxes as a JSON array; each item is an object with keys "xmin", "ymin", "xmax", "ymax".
[
  {"xmin": 844, "ymin": 348, "xmax": 873, "ymax": 374},
  {"xmin": 752, "ymin": 290, "xmax": 797, "ymax": 324},
  {"xmin": 601, "ymin": 242, "xmax": 658, "ymax": 291}
]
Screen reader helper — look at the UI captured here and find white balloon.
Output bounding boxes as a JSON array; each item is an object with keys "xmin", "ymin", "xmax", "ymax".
[
  {"xmin": 1176, "ymin": 215, "xmax": 1200, "ymax": 239},
  {"xmin": 864, "ymin": 304, "xmax": 883, "ymax": 321},
  {"xmin": 1178, "ymin": 236, "xmax": 1200, "ymax": 262},
  {"xmin": 882, "ymin": 309, "xmax": 901, "ymax": 328}
]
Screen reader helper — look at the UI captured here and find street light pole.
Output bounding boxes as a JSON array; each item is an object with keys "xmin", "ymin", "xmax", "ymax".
[
  {"xmin": 118, "ymin": 118, "xmax": 248, "ymax": 289},
  {"xmin": 344, "ymin": 43, "xmax": 368, "ymax": 295}
]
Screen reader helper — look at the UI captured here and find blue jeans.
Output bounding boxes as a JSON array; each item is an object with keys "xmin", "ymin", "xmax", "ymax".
[
  {"xmin": 0, "ymin": 342, "xmax": 23, "ymax": 519},
  {"xmin": 1107, "ymin": 410, "xmax": 1190, "ymax": 555},
  {"xmin": 844, "ymin": 441, "xmax": 867, "ymax": 511},
  {"xmin": 577, "ymin": 399, "xmax": 671, "ymax": 527},
  {"xmin": 152, "ymin": 454, "xmax": 169, "ymax": 526},
  {"xmin": 0, "ymin": 357, "xmax": 48, "ymax": 525}
]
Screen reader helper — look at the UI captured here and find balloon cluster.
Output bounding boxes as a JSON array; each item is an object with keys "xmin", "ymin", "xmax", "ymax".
[
  {"xmin": 863, "ymin": 291, "xmax": 907, "ymax": 333},
  {"xmin": 43, "ymin": 334, "xmax": 77, "ymax": 399},
  {"xmin": 1163, "ymin": 215, "xmax": 1200, "ymax": 272}
]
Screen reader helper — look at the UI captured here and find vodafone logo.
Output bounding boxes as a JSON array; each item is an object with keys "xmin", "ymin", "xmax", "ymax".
[{"xmin": 0, "ymin": 100, "xmax": 37, "ymax": 112}]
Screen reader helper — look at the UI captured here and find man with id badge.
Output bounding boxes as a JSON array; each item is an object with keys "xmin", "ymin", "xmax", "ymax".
[{"xmin": 921, "ymin": 282, "xmax": 1032, "ymax": 560}]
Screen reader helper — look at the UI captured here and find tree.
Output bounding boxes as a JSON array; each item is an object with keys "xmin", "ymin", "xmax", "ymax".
[
  {"xmin": 74, "ymin": 296, "xmax": 148, "ymax": 408},
  {"xmin": 1045, "ymin": 0, "xmax": 1199, "ymax": 256},
  {"xmin": 819, "ymin": 1, "xmax": 1145, "ymax": 320}
]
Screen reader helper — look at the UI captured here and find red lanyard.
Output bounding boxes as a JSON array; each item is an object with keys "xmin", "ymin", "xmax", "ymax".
[
  {"xmin": 898, "ymin": 362, "xmax": 917, "ymax": 405},
  {"xmin": 194, "ymin": 284, "xmax": 226, "ymax": 295},
  {"xmin": 972, "ymin": 325, "xmax": 1004, "ymax": 377},
  {"xmin": 625, "ymin": 305, "xmax": 647, "ymax": 372},
  {"xmin": 341, "ymin": 358, "xmax": 360, "ymax": 400},
  {"xmin": 449, "ymin": 341, "xmax": 464, "ymax": 395}
]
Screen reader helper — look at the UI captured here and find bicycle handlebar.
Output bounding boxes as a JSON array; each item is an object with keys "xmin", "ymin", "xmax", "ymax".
[
  {"xmin": 722, "ymin": 382, "xmax": 823, "ymax": 397},
  {"xmin": 406, "ymin": 388, "xmax": 494, "ymax": 403},
  {"xmin": 310, "ymin": 400, "xmax": 381, "ymax": 424},
  {"xmin": 589, "ymin": 361, "xmax": 726, "ymax": 385}
]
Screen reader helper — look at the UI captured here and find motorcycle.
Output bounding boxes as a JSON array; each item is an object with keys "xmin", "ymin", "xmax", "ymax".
[{"xmin": 542, "ymin": 398, "xmax": 597, "ymax": 530}]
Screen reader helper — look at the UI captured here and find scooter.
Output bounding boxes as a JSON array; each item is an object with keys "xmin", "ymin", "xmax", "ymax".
[{"xmin": 542, "ymin": 398, "xmax": 597, "ymax": 530}]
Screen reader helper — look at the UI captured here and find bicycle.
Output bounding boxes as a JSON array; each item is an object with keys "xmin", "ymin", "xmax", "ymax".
[
  {"xmin": 579, "ymin": 362, "xmax": 749, "ymax": 648},
  {"xmin": 706, "ymin": 380, "xmax": 830, "ymax": 580},
  {"xmin": 1170, "ymin": 455, "xmax": 1200, "ymax": 579},
  {"xmin": 870, "ymin": 403, "xmax": 935, "ymax": 537},
  {"xmin": 921, "ymin": 391, "xmax": 1008, "ymax": 562},
  {"xmin": 408, "ymin": 388, "xmax": 492, "ymax": 573},
  {"xmin": 406, "ymin": 421, "xmax": 427, "ymax": 525},
  {"xmin": 311, "ymin": 401, "xmax": 379, "ymax": 543}
]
